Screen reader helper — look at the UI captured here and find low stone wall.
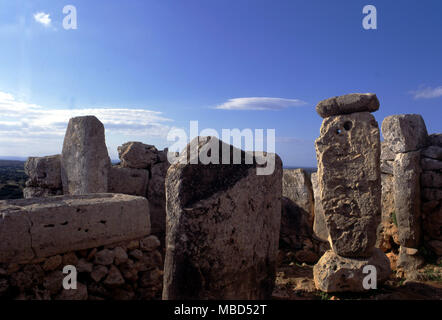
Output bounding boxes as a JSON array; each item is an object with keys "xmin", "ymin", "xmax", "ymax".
[{"xmin": 0, "ymin": 194, "xmax": 163, "ymax": 300}]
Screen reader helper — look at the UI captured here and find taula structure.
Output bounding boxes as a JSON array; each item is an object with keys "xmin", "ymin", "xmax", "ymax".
[{"xmin": 313, "ymin": 94, "xmax": 391, "ymax": 292}]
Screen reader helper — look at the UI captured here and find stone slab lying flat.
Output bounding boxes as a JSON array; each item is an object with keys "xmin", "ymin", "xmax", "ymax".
[
  {"xmin": 0, "ymin": 194, "xmax": 150, "ymax": 264},
  {"xmin": 316, "ymin": 93, "xmax": 379, "ymax": 118}
]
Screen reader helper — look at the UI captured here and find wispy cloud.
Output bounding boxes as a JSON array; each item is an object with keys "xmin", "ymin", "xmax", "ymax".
[
  {"xmin": 33, "ymin": 12, "xmax": 51, "ymax": 27},
  {"xmin": 214, "ymin": 97, "xmax": 308, "ymax": 111},
  {"xmin": 0, "ymin": 91, "xmax": 173, "ymax": 157},
  {"xmin": 410, "ymin": 86, "xmax": 442, "ymax": 99}
]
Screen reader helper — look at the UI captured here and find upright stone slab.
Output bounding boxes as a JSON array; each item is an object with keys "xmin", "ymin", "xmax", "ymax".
[
  {"xmin": 393, "ymin": 151, "xmax": 422, "ymax": 248},
  {"xmin": 24, "ymin": 155, "xmax": 62, "ymax": 189},
  {"xmin": 118, "ymin": 142, "xmax": 158, "ymax": 169},
  {"xmin": 282, "ymin": 169, "xmax": 314, "ymax": 227},
  {"xmin": 311, "ymin": 172, "xmax": 328, "ymax": 242},
  {"xmin": 163, "ymin": 137, "xmax": 282, "ymax": 300},
  {"xmin": 315, "ymin": 112, "xmax": 381, "ymax": 258},
  {"xmin": 381, "ymin": 114, "xmax": 428, "ymax": 153},
  {"xmin": 61, "ymin": 116, "xmax": 111, "ymax": 195}
]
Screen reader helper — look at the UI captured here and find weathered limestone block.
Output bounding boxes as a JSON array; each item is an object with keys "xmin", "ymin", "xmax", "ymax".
[
  {"xmin": 422, "ymin": 204, "xmax": 442, "ymax": 241},
  {"xmin": 421, "ymin": 146, "xmax": 442, "ymax": 160},
  {"xmin": 381, "ymin": 114, "xmax": 428, "ymax": 153},
  {"xmin": 0, "ymin": 194, "xmax": 150, "ymax": 263},
  {"xmin": 282, "ymin": 169, "xmax": 314, "ymax": 227},
  {"xmin": 163, "ymin": 137, "xmax": 282, "ymax": 300},
  {"xmin": 118, "ymin": 142, "xmax": 158, "ymax": 169},
  {"xmin": 280, "ymin": 196, "xmax": 313, "ymax": 250},
  {"xmin": 422, "ymin": 188, "xmax": 442, "ymax": 201},
  {"xmin": 421, "ymin": 158, "xmax": 442, "ymax": 171},
  {"xmin": 377, "ymin": 174, "xmax": 399, "ymax": 251},
  {"xmin": 313, "ymin": 249, "xmax": 391, "ymax": 292},
  {"xmin": 315, "ymin": 112, "xmax": 381, "ymax": 258},
  {"xmin": 381, "ymin": 142, "xmax": 396, "ymax": 161},
  {"xmin": 147, "ymin": 160, "xmax": 170, "ymax": 237},
  {"xmin": 108, "ymin": 166, "xmax": 149, "ymax": 196},
  {"xmin": 427, "ymin": 240, "xmax": 442, "ymax": 256},
  {"xmin": 23, "ymin": 187, "xmax": 63, "ymax": 199},
  {"xmin": 393, "ymin": 152, "xmax": 421, "ymax": 248},
  {"xmin": 315, "ymin": 93, "xmax": 379, "ymax": 118},
  {"xmin": 311, "ymin": 172, "xmax": 328, "ymax": 242},
  {"xmin": 380, "ymin": 160, "xmax": 394, "ymax": 175},
  {"xmin": 24, "ymin": 155, "xmax": 62, "ymax": 189},
  {"xmin": 61, "ymin": 116, "xmax": 111, "ymax": 195}
]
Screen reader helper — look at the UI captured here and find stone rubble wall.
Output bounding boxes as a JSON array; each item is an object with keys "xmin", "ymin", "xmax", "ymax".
[
  {"xmin": 0, "ymin": 194, "xmax": 163, "ymax": 300},
  {"xmin": 379, "ymin": 115, "xmax": 442, "ymax": 271}
]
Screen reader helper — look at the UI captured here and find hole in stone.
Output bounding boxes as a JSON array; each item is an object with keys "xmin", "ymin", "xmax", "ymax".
[
  {"xmin": 60, "ymin": 221, "xmax": 68, "ymax": 226},
  {"xmin": 343, "ymin": 121, "xmax": 352, "ymax": 131},
  {"xmin": 336, "ymin": 129, "xmax": 342, "ymax": 135},
  {"xmin": 85, "ymin": 229, "xmax": 89, "ymax": 233},
  {"xmin": 100, "ymin": 220, "xmax": 106, "ymax": 225},
  {"xmin": 44, "ymin": 224, "xmax": 55, "ymax": 228}
]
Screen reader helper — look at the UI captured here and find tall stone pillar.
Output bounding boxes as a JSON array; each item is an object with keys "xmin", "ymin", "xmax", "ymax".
[{"xmin": 313, "ymin": 93, "xmax": 391, "ymax": 292}]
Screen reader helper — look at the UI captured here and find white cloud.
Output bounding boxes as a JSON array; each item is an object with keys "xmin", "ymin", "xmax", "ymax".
[
  {"xmin": 33, "ymin": 12, "xmax": 51, "ymax": 26},
  {"xmin": 214, "ymin": 97, "xmax": 308, "ymax": 111},
  {"xmin": 0, "ymin": 91, "xmax": 173, "ymax": 158},
  {"xmin": 410, "ymin": 86, "xmax": 442, "ymax": 99}
]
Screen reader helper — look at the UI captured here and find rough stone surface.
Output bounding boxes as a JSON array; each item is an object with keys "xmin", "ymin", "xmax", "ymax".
[
  {"xmin": 282, "ymin": 169, "xmax": 314, "ymax": 227},
  {"xmin": 311, "ymin": 172, "xmax": 328, "ymax": 242},
  {"xmin": 421, "ymin": 171, "xmax": 442, "ymax": 188},
  {"xmin": 422, "ymin": 204, "xmax": 442, "ymax": 240},
  {"xmin": 313, "ymin": 248, "xmax": 391, "ymax": 292},
  {"xmin": 24, "ymin": 155, "xmax": 62, "ymax": 189},
  {"xmin": 23, "ymin": 187, "xmax": 63, "ymax": 199},
  {"xmin": 381, "ymin": 114, "xmax": 428, "ymax": 153},
  {"xmin": 427, "ymin": 240, "xmax": 442, "ymax": 256},
  {"xmin": 0, "ymin": 194, "xmax": 150, "ymax": 263},
  {"xmin": 393, "ymin": 151, "xmax": 422, "ymax": 248},
  {"xmin": 397, "ymin": 246, "xmax": 424, "ymax": 271},
  {"xmin": 421, "ymin": 146, "xmax": 442, "ymax": 160},
  {"xmin": 118, "ymin": 142, "xmax": 158, "ymax": 169},
  {"xmin": 147, "ymin": 160, "xmax": 170, "ymax": 237},
  {"xmin": 381, "ymin": 160, "xmax": 394, "ymax": 175},
  {"xmin": 428, "ymin": 133, "xmax": 442, "ymax": 147},
  {"xmin": 381, "ymin": 142, "xmax": 396, "ymax": 161},
  {"xmin": 377, "ymin": 174, "xmax": 399, "ymax": 251},
  {"xmin": 421, "ymin": 158, "xmax": 442, "ymax": 171},
  {"xmin": 56, "ymin": 282, "xmax": 88, "ymax": 300},
  {"xmin": 163, "ymin": 136, "xmax": 282, "ymax": 300},
  {"xmin": 315, "ymin": 93, "xmax": 379, "ymax": 118},
  {"xmin": 280, "ymin": 197, "xmax": 313, "ymax": 250},
  {"xmin": 61, "ymin": 116, "xmax": 111, "ymax": 195},
  {"xmin": 108, "ymin": 166, "xmax": 149, "ymax": 196},
  {"xmin": 315, "ymin": 112, "xmax": 381, "ymax": 258}
]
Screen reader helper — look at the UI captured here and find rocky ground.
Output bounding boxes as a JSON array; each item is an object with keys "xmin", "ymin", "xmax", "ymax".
[{"xmin": 273, "ymin": 249, "xmax": 442, "ymax": 300}]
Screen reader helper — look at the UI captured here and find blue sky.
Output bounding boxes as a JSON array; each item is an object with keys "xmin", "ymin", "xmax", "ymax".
[{"xmin": 0, "ymin": 0, "xmax": 441, "ymax": 166}]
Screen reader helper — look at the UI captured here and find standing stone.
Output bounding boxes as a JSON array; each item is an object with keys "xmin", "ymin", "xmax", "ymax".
[
  {"xmin": 315, "ymin": 112, "xmax": 381, "ymax": 258},
  {"xmin": 61, "ymin": 116, "xmax": 111, "ymax": 195},
  {"xmin": 393, "ymin": 151, "xmax": 422, "ymax": 248},
  {"xmin": 282, "ymin": 169, "xmax": 314, "ymax": 227},
  {"xmin": 118, "ymin": 142, "xmax": 158, "ymax": 169},
  {"xmin": 428, "ymin": 133, "xmax": 442, "ymax": 147},
  {"xmin": 381, "ymin": 114, "xmax": 428, "ymax": 153},
  {"xmin": 163, "ymin": 137, "xmax": 282, "ymax": 300},
  {"xmin": 311, "ymin": 173, "xmax": 328, "ymax": 242}
]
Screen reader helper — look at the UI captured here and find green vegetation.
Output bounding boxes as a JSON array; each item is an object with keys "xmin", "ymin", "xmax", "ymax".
[
  {"xmin": 391, "ymin": 211, "xmax": 398, "ymax": 227},
  {"xmin": 0, "ymin": 160, "xmax": 26, "ymax": 200},
  {"xmin": 317, "ymin": 291, "xmax": 331, "ymax": 300}
]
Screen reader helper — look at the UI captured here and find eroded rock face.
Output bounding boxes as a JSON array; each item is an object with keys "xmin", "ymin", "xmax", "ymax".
[
  {"xmin": 393, "ymin": 152, "xmax": 422, "ymax": 248},
  {"xmin": 147, "ymin": 160, "xmax": 170, "ymax": 237},
  {"xmin": 108, "ymin": 166, "xmax": 149, "ymax": 197},
  {"xmin": 163, "ymin": 137, "xmax": 282, "ymax": 300},
  {"xmin": 377, "ymin": 174, "xmax": 399, "ymax": 252},
  {"xmin": 118, "ymin": 142, "xmax": 158, "ymax": 169},
  {"xmin": 23, "ymin": 187, "xmax": 63, "ymax": 199},
  {"xmin": 24, "ymin": 155, "xmax": 62, "ymax": 189},
  {"xmin": 381, "ymin": 114, "xmax": 428, "ymax": 153},
  {"xmin": 311, "ymin": 173, "xmax": 328, "ymax": 242},
  {"xmin": 0, "ymin": 194, "xmax": 150, "ymax": 263},
  {"xmin": 282, "ymin": 169, "xmax": 314, "ymax": 227},
  {"xmin": 61, "ymin": 116, "xmax": 111, "ymax": 195},
  {"xmin": 315, "ymin": 93, "xmax": 380, "ymax": 119},
  {"xmin": 315, "ymin": 112, "xmax": 381, "ymax": 258},
  {"xmin": 313, "ymin": 249, "xmax": 391, "ymax": 293}
]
